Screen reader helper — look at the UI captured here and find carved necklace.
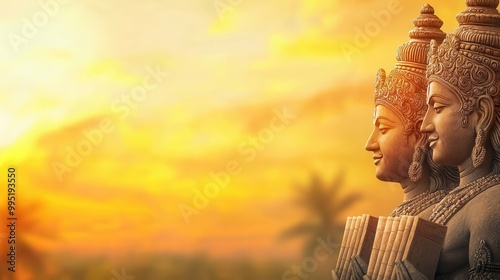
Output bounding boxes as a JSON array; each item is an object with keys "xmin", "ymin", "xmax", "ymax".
[
  {"xmin": 389, "ymin": 190, "xmax": 448, "ymax": 217},
  {"xmin": 430, "ymin": 173, "xmax": 500, "ymax": 225}
]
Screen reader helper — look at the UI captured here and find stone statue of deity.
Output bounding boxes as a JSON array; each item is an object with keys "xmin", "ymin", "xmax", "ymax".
[
  {"xmin": 332, "ymin": 5, "xmax": 459, "ymax": 279},
  {"xmin": 364, "ymin": 4, "xmax": 458, "ymax": 220},
  {"xmin": 396, "ymin": 0, "xmax": 500, "ymax": 278}
]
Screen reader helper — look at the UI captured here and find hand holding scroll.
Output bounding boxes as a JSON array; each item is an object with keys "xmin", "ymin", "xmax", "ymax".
[
  {"xmin": 395, "ymin": 260, "xmax": 428, "ymax": 280},
  {"xmin": 350, "ymin": 255, "xmax": 370, "ymax": 280}
]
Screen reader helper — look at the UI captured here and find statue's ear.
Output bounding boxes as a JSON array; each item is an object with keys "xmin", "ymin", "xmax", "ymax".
[
  {"xmin": 476, "ymin": 95, "xmax": 495, "ymax": 134},
  {"xmin": 413, "ymin": 119, "xmax": 425, "ymax": 146}
]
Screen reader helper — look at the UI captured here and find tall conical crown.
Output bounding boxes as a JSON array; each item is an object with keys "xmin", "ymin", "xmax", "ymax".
[
  {"xmin": 374, "ymin": 4, "xmax": 446, "ymax": 137},
  {"xmin": 395, "ymin": 4, "xmax": 446, "ymax": 70}
]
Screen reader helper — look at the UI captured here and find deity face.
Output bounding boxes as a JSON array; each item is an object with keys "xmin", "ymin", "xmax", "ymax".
[
  {"xmin": 365, "ymin": 105, "xmax": 416, "ymax": 182},
  {"xmin": 421, "ymin": 82, "xmax": 476, "ymax": 166}
]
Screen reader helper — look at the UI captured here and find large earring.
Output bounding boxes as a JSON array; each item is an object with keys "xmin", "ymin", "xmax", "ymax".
[
  {"xmin": 472, "ymin": 128, "xmax": 486, "ymax": 168},
  {"xmin": 409, "ymin": 146, "xmax": 424, "ymax": 182}
]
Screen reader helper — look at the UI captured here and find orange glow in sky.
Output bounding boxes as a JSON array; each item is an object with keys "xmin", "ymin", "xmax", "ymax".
[{"xmin": 0, "ymin": 0, "xmax": 467, "ymax": 265}]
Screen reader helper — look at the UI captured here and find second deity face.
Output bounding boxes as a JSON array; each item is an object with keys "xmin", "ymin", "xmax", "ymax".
[
  {"xmin": 365, "ymin": 105, "xmax": 416, "ymax": 182},
  {"xmin": 421, "ymin": 82, "xmax": 476, "ymax": 167}
]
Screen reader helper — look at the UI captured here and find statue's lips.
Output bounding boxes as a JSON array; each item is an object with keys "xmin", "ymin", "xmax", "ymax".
[
  {"xmin": 372, "ymin": 154, "xmax": 382, "ymax": 165},
  {"xmin": 428, "ymin": 137, "xmax": 438, "ymax": 148}
]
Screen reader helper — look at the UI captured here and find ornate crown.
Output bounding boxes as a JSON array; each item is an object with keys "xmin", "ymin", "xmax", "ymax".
[
  {"xmin": 427, "ymin": 0, "xmax": 500, "ymax": 126},
  {"xmin": 374, "ymin": 4, "xmax": 446, "ymax": 135}
]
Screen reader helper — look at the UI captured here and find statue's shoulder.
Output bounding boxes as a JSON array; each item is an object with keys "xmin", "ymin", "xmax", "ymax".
[
  {"xmin": 468, "ymin": 183, "xmax": 500, "ymax": 210},
  {"xmin": 466, "ymin": 183, "xmax": 500, "ymax": 226}
]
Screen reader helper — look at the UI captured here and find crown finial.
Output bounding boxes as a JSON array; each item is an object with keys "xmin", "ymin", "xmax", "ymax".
[
  {"xmin": 395, "ymin": 4, "xmax": 446, "ymax": 69},
  {"xmin": 457, "ymin": 0, "xmax": 500, "ymax": 26},
  {"xmin": 409, "ymin": 4, "xmax": 446, "ymax": 42},
  {"xmin": 466, "ymin": 0, "xmax": 499, "ymax": 8},
  {"xmin": 421, "ymin": 3, "xmax": 435, "ymax": 14}
]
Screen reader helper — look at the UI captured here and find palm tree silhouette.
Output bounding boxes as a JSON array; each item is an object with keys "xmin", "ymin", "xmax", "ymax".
[{"xmin": 281, "ymin": 171, "xmax": 362, "ymax": 257}]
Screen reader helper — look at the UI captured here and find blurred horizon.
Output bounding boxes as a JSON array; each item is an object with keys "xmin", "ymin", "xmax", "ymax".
[{"xmin": 0, "ymin": 0, "xmax": 467, "ymax": 278}]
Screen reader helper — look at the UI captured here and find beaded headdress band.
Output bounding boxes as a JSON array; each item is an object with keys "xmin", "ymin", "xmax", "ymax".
[
  {"xmin": 427, "ymin": 0, "xmax": 500, "ymax": 127},
  {"xmin": 374, "ymin": 4, "xmax": 446, "ymax": 136}
]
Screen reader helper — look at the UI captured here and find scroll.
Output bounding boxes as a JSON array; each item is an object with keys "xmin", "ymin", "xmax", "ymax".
[
  {"xmin": 333, "ymin": 215, "xmax": 446, "ymax": 280},
  {"xmin": 399, "ymin": 217, "xmax": 447, "ymax": 279},
  {"xmin": 333, "ymin": 215, "xmax": 378, "ymax": 278}
]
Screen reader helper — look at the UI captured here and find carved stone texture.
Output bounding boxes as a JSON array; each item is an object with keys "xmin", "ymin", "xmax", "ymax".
[
  {"xmin": 469, "ymin": 240, "xmax": 500, "ymax": 279},
  {"xmin": 430, "ymin": 174, "xmax": 500, "ymax": 224},
  {"xmin": 389, "ymin": 189, "xmax": 447, "ymax": 217},
  {"xmin": 427, "ymin": 0, "xmax": 500, "ymax": 126},
  {"xmin": 375, "ymin": 4, "xmax": 446, "ymax": 137}
]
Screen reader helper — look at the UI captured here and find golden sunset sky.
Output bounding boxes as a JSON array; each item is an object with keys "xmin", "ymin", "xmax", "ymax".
[{"xmin": 0, "ymin": 0, "xmax": 466, "ymax": 264}]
